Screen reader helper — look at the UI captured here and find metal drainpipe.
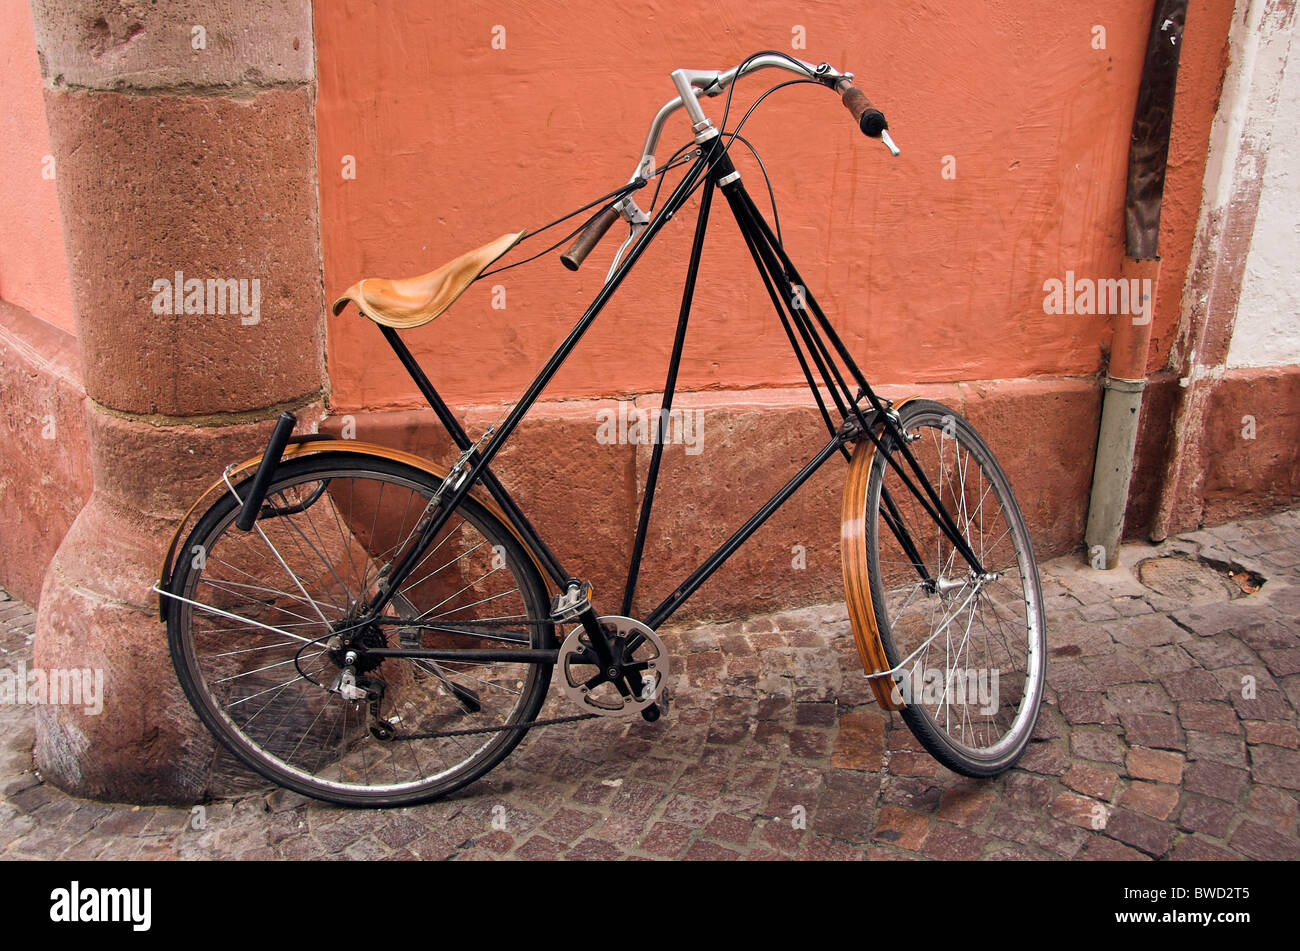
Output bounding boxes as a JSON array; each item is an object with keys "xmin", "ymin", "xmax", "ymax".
[{"xmin": 1084, "ymin": 0, "xmax": 1188, "ymax": 569}]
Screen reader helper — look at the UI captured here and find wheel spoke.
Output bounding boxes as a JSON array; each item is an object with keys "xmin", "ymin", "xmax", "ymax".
[
  {"xmin": 168, "ymin": 457, "xmax": 553, "ymax": 804},
  {"xmin": 863, "ymin": 403, "xmax": 1045, "ymax": 774}
]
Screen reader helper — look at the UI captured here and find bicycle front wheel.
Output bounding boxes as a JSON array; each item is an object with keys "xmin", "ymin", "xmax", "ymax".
[
  {"xmin": 165, "ymin": 451, "xmax": 554, "ymax": 806},
  {"xmin": 861, "ymin": 400, "xmax": 1046, "ymax": 777}
]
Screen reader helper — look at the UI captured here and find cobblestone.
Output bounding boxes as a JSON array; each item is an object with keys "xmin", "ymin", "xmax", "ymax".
[{"xmin": 1, "ymin": 508, "xmax": 1299, "ymax": 860}]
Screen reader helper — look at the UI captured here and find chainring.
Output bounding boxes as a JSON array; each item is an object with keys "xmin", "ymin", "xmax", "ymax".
[{"xmin": 558, "ymin": 615, "xmax": 669, "ymax": 718}]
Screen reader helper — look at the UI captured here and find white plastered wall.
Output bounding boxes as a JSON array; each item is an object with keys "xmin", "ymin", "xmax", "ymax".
[{"xmin": 1225, "ymin": 5, "xmax": 1300, "ymax": 369}]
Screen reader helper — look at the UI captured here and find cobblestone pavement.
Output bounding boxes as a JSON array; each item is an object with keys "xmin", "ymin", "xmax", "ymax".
[{"xmin": 2, "ymin": 508, "xmax": 1299, "ymax": 861}]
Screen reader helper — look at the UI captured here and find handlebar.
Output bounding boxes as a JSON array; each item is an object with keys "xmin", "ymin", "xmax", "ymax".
[
  {"xmin": 560, "ymin": 53, "xmax": 896, "ymax": 270},
  {"xmin": 633, "ymin": 54, "xmax": 894, "ymax": 180},
  {"xmin": 840, "ymin": 85, "xmax": 888, "ymax": 137},
  {"xmin": 560, "ymin": 204, "xmax": 620, "ymax": 271}
]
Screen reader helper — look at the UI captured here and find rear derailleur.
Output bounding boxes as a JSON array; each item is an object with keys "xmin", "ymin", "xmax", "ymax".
[{"xmin": 332, "ymin": 665, "xmax": 399, "ymax": 740}]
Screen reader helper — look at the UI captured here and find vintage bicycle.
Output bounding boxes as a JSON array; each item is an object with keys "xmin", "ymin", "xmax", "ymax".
[{"xmin": 156, "ymin": 52, "xmax": 1046, "ymax": 807}]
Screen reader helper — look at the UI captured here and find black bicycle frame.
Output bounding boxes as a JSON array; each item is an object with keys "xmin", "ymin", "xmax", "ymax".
[{"xmin": 358, "ymin": 132, "xmax": 984, "ymax": 657}]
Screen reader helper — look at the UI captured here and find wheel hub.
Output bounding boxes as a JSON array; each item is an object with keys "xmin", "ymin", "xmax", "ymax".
[{"xmin": 327, "ymin": 622, "xmax": 389, "ymax": 673}]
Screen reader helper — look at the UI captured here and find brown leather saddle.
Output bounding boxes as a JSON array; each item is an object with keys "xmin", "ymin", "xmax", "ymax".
[{"xmin": 331, "ymin": 231, "xmax": 525, "ymax": 329}]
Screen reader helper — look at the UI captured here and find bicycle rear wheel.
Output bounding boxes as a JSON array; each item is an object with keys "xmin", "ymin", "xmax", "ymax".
[
  {"xmin": 858, "ymin": 400, "xmax": 1045, "ymax": 777},
  {"xmin": 165, "ymin": 452, "xmax": 554, "ymax": 806}
]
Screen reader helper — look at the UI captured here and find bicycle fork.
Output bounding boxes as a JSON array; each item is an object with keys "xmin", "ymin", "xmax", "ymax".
[{"xmin": 711, "ymin": 155, "xmax": 987, "ymax": 586}]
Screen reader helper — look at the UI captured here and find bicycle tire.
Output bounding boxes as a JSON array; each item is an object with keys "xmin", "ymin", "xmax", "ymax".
[
  {"xmin": 165, "ymin": 452, "xmax": 554, "ymax": 806},
  {"xmin": 860, "ymin": 400, "xmax": 1046, "ymax": 777}
]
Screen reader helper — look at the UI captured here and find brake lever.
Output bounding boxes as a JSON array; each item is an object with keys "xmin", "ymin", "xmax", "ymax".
[
  {"xmin": 880, "ymin": 129, "xmax": 900, "ymax": 157},
  {"xmin": 605, "ymin": 223, "xmax": 646, "ymax": 284},
  {"xmin": 605, "ymin": 196, "xmax": 651, "ymax": 283}
]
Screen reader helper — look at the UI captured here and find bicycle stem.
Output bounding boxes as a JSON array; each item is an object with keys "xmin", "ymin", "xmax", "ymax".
[{"xmin": 633, "ymin": 54, "xmax": 852, "ymax": 183}]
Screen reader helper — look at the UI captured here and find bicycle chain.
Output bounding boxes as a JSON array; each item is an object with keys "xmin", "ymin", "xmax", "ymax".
[
  {"xmin": 377, "ymin": 711, "xmax": 598, "ymax": 742},
  {"xmin": 374, "ymin": 616, "xmax": 583, "ymax": 739}
]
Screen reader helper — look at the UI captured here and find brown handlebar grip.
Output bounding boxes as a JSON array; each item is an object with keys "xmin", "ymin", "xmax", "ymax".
[
  {"xmin": 560, "ymin": 204, "xmax": 620, "ymax": 271},
  {"xmin": 841, "ymin": 86, "xmax": 888, "ymax": 138}
]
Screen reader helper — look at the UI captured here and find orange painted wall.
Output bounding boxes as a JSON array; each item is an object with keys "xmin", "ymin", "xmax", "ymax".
[
  {"xmin": 0, "ymin": 0, "xmax": 74, "ymax": 334},
  {"xmin": 316, "ymin": 1, "xmax": 1232, "ymax": 412}
]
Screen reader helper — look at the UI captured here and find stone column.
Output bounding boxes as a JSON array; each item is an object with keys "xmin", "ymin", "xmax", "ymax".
[{"xmin": 31, "ymin": 1, "xmax": 325, "ymax": 802}]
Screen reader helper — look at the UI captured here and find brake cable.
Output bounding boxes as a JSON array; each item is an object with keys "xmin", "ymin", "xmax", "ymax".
[{"xmin": 480, "ymin": 147, "xmax": 701, "ymax": 278}]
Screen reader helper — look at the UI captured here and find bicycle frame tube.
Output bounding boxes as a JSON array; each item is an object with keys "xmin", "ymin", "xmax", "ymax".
[
  {"xmin": 363, "ymin": 133, "xmax": 980, "ymax": 636},
  {"xmin": 621, "ymin": 168, "xmax": 716, "ymax": 616},
  {"xmin": 378, "ymin": 324, "xmax": 570, "ymax": 588},
  {"xmin": 721, "ymin": 181, "xmax": 987, "ymax": 577},
  {"xmin": 361, "ymin": 136, "xmax": 720, "ymax": 617}
]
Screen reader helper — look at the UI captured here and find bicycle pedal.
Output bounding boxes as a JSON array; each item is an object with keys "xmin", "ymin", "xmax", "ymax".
[
  {"xmin": 642, "ymin": 683, "xmax": 669, "ymax": 720},
  {"xmin": 550, "ymin": 580, "xmax": 593, "ymax": 622}
]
